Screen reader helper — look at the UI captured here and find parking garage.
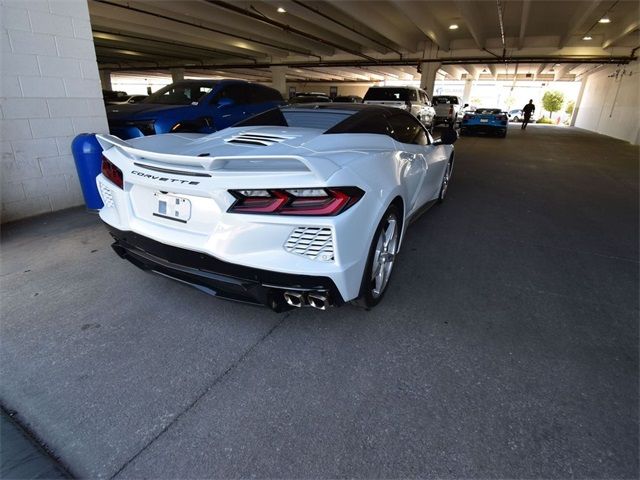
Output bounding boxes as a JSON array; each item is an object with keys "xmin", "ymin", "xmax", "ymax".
[{"xmin": 1, "ymin": 1, "xmax": 639, "ymax": 478}]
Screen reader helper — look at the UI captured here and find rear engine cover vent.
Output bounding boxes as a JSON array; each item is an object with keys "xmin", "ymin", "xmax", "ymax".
[
  {"xmin": 285, "ymin": 227, "xmax": 334, "ymax": 262},
  {"xmin": 225, "ymin": 132, "xmax": 295, "ymax": 146}
]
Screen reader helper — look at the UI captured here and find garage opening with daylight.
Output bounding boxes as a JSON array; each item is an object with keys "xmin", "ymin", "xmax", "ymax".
[{"xmin": 1, "ymin": 1, "xmax": 638, "ymax": 478}]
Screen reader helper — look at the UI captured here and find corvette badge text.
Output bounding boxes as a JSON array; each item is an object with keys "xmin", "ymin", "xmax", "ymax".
[{"xmin": 131, "ymin": 170, "xmax": 200, "ymax": 185}]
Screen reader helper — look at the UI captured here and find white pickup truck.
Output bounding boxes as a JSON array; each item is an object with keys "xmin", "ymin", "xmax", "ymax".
[{"xmin": 432, "ymin": 95, "xmax": 468, "ymax": 127}]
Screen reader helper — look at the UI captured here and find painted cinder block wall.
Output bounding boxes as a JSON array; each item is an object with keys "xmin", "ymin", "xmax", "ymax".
[
  {"xmin": 1, "ymin": 0, "xmax": 108, "ymax": 222},
  {"xmin": 574, "ymin": 61, "xmax": 639, "ymax": 146}
]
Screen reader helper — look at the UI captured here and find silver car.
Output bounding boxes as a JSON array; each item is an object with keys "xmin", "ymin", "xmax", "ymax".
[{"xmin": 363, "ymin": 86, "xmax": 436, "ymax": 130}]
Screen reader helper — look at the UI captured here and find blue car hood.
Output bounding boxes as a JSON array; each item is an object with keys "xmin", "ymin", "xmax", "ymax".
[{"xmin": 106, "ymin": 103, "xmax": 193, "ymax": 121}]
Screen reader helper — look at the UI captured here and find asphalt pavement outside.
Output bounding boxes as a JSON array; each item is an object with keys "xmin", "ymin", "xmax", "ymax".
[{"xmin": 1, "ymin": 124, "xmax": 638, "ymax": 479}]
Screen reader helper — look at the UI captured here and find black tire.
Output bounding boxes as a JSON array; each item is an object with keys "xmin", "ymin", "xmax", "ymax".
[
  {"xmin": 514, "ymin": 116, "xmax": 520, "ymax": 122},
  {"xmin": 437, "ymin": 155, "xmax": 454, "ymax": 203},
  {"xmin": 353, "ymin": 204, "xmax": 401, "ymax": 309}
]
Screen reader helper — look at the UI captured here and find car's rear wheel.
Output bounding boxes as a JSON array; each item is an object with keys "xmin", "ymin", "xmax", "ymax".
[
  {"xmin": 438, "ymin": 155, "xmax": 454, "ymax": 203},
  {"xmin": 354, "ymin": 205, "xmax": 400, "ymax": 309}
]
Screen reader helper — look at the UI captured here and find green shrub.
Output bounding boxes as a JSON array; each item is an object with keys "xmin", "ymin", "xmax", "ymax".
[{"xmin": 537, "ymin": 117, "xmax": 554, "ymax": 124}]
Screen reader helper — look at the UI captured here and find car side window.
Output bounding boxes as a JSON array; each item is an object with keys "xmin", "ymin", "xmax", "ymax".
[
  {"xmin": 252, "ymin": 85, "xmax": 281, "ymax": 103},
  {"xmin": 419, "ymin": 91, "xmax": 427, "ymax": 104},
  {"xmin": 388, "ymin": 113, "xmax": 429, "ymax": 145},
  {"xmin": 211, "ymin": 84, "xmax": 249, "ymax": 105}
]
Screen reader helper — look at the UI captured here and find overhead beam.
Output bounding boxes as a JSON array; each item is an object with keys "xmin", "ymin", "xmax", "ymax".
[
  {"xmin": 558, "ymin": 0, "xmax": 603, "ymax": 48},
  {"xmin": 93, "ymin": 30, "xmax": 245, "ymax": 60},
  {"xmin": 518, "ymin": 0, "xmax": 531, "ymax": 49},
  {"xmin": 602, "ymin": 19, "xmax": 640, "ymax": 49},
  {"xmin": 283, "ymin": 0, "xmax": 399, "ymax": 55},
  {"xmin": 327, "ymin": 0, "xmax": 420, "ymax": 52},
  {"xmin": 99, "ymin": 56, "xmax": 637, "ymax": 72},
  {"xmin": 153, "ymin": 0, "xmax": 337, "ymax": 56},
  {"xmin": 487, "ymin": 64, "xmax": 498, "ymax": 79},
  {"xmin": 462, "ymin": 64, "xmax": 481, "ymax": 80},
  {"xmin": 533, "ymin": 63, "xmax": 547, "ymax": 81},
  {"xmin": 439, "ymin": 64, "xmax": 464, "ymax": 80},
  {"xmin": 390, "ymin": 0, "xmax": 450, "ymax": 51},
  {"xmin": 203, "ymin": 0, "xmax": 382, "ymax": 61},
  {"xmin": 90, "ymin": 0, "xmax": 311, "ymax": 57},
  {"xmin": 553, "ymin": 64, "xmax": 573, "ymax": 81},
  {"xmin": 454, "ymin": 0, "xmax": 486, "ymax": 49}
]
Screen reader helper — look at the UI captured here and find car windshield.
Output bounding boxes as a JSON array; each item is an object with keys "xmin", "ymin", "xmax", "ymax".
[
  {"xmin": 143, "ymin": 83, "xmax": 215, "ymax": 105},
  {"xmin": 433, "ymin": 96, "xmax": 459, "ymax": 104},
  {"xmin": 476, "ymin": 108, "xmax": 502, "ymax": 115},
  {"xmin": 364, "ymin": 88, "xmax": 413, "ymax": 102},
  {"xmin": 235, "ymin": 108, "xmax": 354, "ymax": 130},
  {"xmin": 509, "ymin": 109, "xmax": 521, "ymax": 114}
]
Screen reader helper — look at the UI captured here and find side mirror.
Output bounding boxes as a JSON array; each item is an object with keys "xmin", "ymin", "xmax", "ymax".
[
  {"xmin": 463, "ymin": 103, "xmax": 469, "ymax": 108},
  {"xmin": 217, "ymin": 97, "xmax": 234, "ymax": 108},
  {"xmin": 435, "ymin": 128, "xmax": 458, "ymax": 145}
]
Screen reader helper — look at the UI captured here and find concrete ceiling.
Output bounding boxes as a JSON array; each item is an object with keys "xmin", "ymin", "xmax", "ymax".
[{"xmin": 90, "ymin": 0, "xmax": 639, "ymax": 83}]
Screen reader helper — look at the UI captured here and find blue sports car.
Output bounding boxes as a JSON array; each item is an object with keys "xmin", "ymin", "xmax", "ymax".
[
  {"xmin": 106, "ymin": 80, "xmax": 284, "ymax": 139},
  {"xmin": 460, "ymin": 108, "xmax": 508, "ymax": 137}
]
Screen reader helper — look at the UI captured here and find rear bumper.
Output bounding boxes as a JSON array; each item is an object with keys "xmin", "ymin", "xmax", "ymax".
[
  {"xmin": 461, "ymin": 124, "xmax": 507, "ymax": 135},
  {"xmin": 107, "ymin": 225, "xmax": 345, "ymax": 311}
]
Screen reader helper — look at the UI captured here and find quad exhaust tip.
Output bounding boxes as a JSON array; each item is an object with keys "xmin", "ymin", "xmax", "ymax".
[
  {"xmin": 283, "ymin": 291, "xmax": 330, "ymax": 310},
  {"xmin": 283, "ymin": 291, "xmax": 304, "ymax": 308},
  {"xmin": 307, "ymin": 292, "xmax": 329, "ymax": 310}
]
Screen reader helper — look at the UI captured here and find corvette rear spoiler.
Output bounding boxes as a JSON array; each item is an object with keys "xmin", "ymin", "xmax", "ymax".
[{"xmin": 96, "ymin": 134, "xmax": 340, "ymax": 181}]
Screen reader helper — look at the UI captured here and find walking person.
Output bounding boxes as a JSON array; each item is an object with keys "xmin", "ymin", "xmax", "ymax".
[{"xmin": 521, "ymin": 99, "xmax": 535, "ymax": 130}]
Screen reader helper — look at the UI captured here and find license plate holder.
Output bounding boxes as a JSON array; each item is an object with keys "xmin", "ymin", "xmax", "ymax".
[
  {"xmin": 480, "ymin": 118, "xmax": 489, "ymax": 123},
  {"xmin": 153, "ymin": 192, "xmax": 192, "ymax": 223}
]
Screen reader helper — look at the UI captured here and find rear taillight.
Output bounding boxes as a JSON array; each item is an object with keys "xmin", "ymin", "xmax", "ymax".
[
  {"xmin": 496, "ymin": 114, "xmax": 508, "ymax": 121},
  {"xmin": 228, "ymin": 187, "xmax": 364, "ymax": 216},
  {"xmin": 449, "ymin": 106, "xmax": 454, "ymax": 115},
  {"xmin": 101, "ymin": 156, "xmax": 123, "ymax": 189}
]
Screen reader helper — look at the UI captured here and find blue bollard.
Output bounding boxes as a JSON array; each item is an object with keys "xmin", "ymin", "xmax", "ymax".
[{"xmin": 72, "ymin": 133, "xmax": 104, "ymax": 211}]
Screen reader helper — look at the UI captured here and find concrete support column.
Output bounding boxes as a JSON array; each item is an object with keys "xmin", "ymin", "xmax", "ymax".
[
  {"xmin": 570, "ymin": 77, "xmax": 588, "ymax": 127},
  {"xmin": 420, "ymin": 61, "xmax": 441, "ymax": 99},
  {"xmin": 271, "ymin": 65, "xmax": 287, "ymax": 98},
  {"xmin": 171, "ymin": 68, "xmax": 185, "ymax": 83},
  {"xmin": 99, "ymin": 69, "xmax": 112, "ymax": 91},
  {"xmin": 462, "ymin": 78, "xmax": 473, "ymax": 105}
]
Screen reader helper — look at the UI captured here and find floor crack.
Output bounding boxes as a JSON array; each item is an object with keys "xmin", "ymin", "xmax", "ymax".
[{"xmin": 109, "ymin": 313, "xmax": 290, "ymax": 479}]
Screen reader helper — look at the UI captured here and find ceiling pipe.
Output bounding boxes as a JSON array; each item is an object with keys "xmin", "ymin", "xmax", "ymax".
[
  {"xmin": 291, "ymin": 0, "xmax": 403, "ymax": 57},
  {"xmin": 92, "ymin": 0, "xmax": 318, "ymax": 59},
  {"xmin": 98, "ymin": 55, "xmax": 637, "ymax": 72},
  {"xmin": 496, "ymin": 0, "xmax": 507, "ymax": 58},
  {"xmin": 205, "ymin": 0, "xmax": 378, "ymax": 62}
]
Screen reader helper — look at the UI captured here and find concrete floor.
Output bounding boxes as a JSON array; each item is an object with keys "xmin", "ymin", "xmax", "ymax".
[{"xmin": 1, "ymin": 125, "xmax": 638, "ymax": 479}]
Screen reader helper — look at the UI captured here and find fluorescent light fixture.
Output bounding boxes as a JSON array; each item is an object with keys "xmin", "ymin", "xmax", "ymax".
[
  {"xmin": 448, "ymin": 24, "xmax": 459, "ymax": 30},
  {"xmin": 582, "ymin": 35, "xmax": 592, "ymax": 40},
  {"xmin": 598, "ymin": 17, "xmax": 610, "ymax": 23},
  {"xmin": 277, "ymin": 7, "xmax": 286, "ymax": 13}
]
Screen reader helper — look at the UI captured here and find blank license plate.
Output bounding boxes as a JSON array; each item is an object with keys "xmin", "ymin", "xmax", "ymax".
[
  {"xmin": 153, "ymin": 192, "xmax": 191, "ymax": 223},
  {"xmin": 480, "ymin": 119, "xmax": 489, "ymax": 123}
]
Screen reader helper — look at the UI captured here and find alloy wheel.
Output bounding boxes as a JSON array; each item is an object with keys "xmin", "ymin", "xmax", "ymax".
[{"xmin": 371, "ymin": 214, "xmax": 399, "ymax": 298}]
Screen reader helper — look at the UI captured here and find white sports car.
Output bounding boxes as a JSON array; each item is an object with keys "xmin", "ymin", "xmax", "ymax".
[{"xmin": 96, "ymin": 104, "xmax": 456, "ymax": 311}]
